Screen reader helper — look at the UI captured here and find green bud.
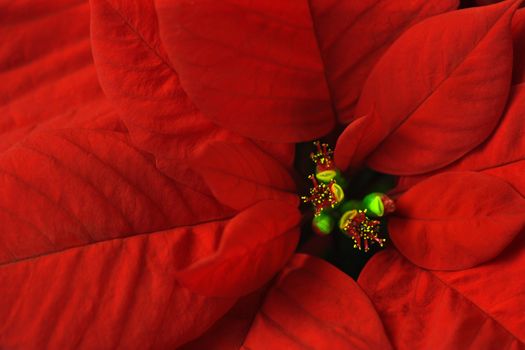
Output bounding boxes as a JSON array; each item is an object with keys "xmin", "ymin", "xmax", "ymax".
[
  {"xmin": 363, "ymin": 192, "xmax": 385, "ymax": 217},
  {"xmin": 312, "ymin": 213, "xmax": 334, "ymax": 235}
]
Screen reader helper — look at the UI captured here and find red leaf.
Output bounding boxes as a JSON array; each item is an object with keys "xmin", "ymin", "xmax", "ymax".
[
  {"xmin": 180, "ymin": 290, "xmax": 267, "ymax": 350},
  {"xmin": 0, "ymin": 128, "xmax": 233, "ymax": 260},
  {"xmin": 254, "ymin": 140, "xmax": 296, "ymax": 169},
  {"xmin": 0, "ymin": 128, "xmax": 235, "ymax": 347},
  {"xmin": 1, "ymin": 2, "xmax": 300, "ymax": 347},
  {"xmin": 90, "ymin": 0, "xmax": 242, "ymax": 162},
  {"xmin": 484, "ymin": 161, "xmax": 525, "ymax": 197},
  {"xmin": 192, "ymin": 140, "xmax": 298, "ymax": 211},
  {"xmin": 0, "ymin": 129, "xmax": 230, "ymax": 264},
  {"xmin": 390, "ymin": 172, "xmax": 525, "ymax": 270},
  {"xmin": 90, "ymin": 0, "xmax": 296, "ymax": 168},
  {"xmin": 0, "ymin": 219, "xmax": 239, "ymax": 349},
  {"xmin": 154, "ymin": 0, "xmax": 455, "ymax": 142},
  {"xmin": 183, "ymin": 254, "xmax": 392, "ymax": 349},
  {"xmin": 476, "ymin": 0, "xmax": 504, "ymax": 4},
  {"xmin": 512, "ymin": 9, "xmax": 525, "ymax": 83},
  {"xmin": 310, "ymin": 0, "xmax": 458, "ymax": 123},
  {"xmin": 1, "ymin": 1, "xmax": 90, "ymax": 83},
  {"xmin": 443, "ymin": 84, "xmax": 525, "ymax": 197},
  {"xmin": 155, "ymin": 0, "xmax": 333, "ymax": 142},
  {"xmin": 441, "ymin": 64, "xmax": 525, "ymax": 178},
  {"xmin": 0, "ymin": 1, "xmax": 117, "ymax": 152},
  {"xmin": 334, "ymin": 113, "xmax": 371, "ymax": 171},
  {"xmin": 177, "ymin": 200, "xmax": 300, "ymax": 297},
  {"xmin": 336, "ymin": 1, "xmax": 518, "ymax": 174},
  {"xmin": 152, "ymin": 1, "xmax": 334, "ymax": 142},
  {"xmin": 359, "ymin": 245, "xmax": 525, "ymax": 348},
  {"xmin": 396, "ymin": 83, "xmax": 525, "ymax": 194},
  {"xmin": 0, "ymin": 127, "xmax": 302, "ymax": 347}
]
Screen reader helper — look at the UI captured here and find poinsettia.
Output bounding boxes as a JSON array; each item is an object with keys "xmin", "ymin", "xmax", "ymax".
[
  {"xmin": 2, "ymin": 0, "xmax": 525, "ymax": 349},
  {"xmin": 337, "ymin": 0, "xmax": 525, "ymax": 347},
  {"xmin": 165, "ymin": 0, "xmax": 525, "ymax": 345},
  {"xmin": 0, "ymin": 1, "xmax": 298, "ymax": 348},
  {"xmin": 145, "ymin": 0, "xmax": 525, "ymax": 347}
]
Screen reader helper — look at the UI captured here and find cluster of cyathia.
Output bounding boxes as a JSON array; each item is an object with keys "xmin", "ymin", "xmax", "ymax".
[{"xmin": 302, "ymin": 141, "xmax": 395, "ymax": 252}]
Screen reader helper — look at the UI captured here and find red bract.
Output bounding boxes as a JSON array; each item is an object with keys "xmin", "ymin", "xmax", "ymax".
[
  {"xmin": 390, "ymin": 172, "xmax": 525, "ymax": 270},
  {"xmin": 334, "ymin": 2, "xmax": 525, "ymax": 261},
  {"xmin": 190, "ymin": 141, "xmax": 298, "ymax": 211},
  {"xmin": 397, "ymin": 81, "xmax": 525, "ymax": 194},
  {"xmin": 332, "ymin": 1, "xmax": 525, "ymax": 346},
  {"xmin": 154, "ymin": 0, "xmax": 457, "ymax": 140},
  {"xmin": 183, "ymin": 254, "xmax": 393, "ymax": 350},
  {"xmin": 0, "ymin": 1, "xmax": 302, "ymax": 348},
  {"xmin": 359, "ymin": 241, "xmax": 525, "ymax": 348},
  {"xmin": 335, "ymin": 0, "xmax": 518, "ymax": 174},
  {"xmin": 2, "ymin": 0, "xmax": 525, "ymax": 348}
]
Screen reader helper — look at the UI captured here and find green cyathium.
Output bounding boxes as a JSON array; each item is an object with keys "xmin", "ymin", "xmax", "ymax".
[{"xmin": 302, "ymin": 141, "xmax": 394, "ymax": 252}]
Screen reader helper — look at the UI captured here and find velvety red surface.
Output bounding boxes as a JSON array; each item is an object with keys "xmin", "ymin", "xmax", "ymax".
[
  {"xmin": 389, "ymin": 172, "xmax": 525, "ymax": 270},
  {"xmin": 359, "ymin": 243, "xmax": 525, "ymax": 349},
  {"xmin": 336, "ymin": 1, "xmax": 518, "ymax": 174},
  {"xmin": 2, "ymin": 0, "xmax": 525, "ymax": 348},
  {"xmin": 396, "ymin": 82, "xmax": 525, "ymax": 194},
  {"xmin": 0, "ymin": 1, "xmax": 302, "ymax": 347},
  {"xmin": 183, "ymin": 255, "xmax": 392, "ymax": 350}
]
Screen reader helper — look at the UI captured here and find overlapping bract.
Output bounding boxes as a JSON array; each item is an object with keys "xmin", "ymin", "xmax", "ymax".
[
  {"xmin": 359, "ymin": 244, "xmax": 525, "ymax": 348},
  {"xmin": 1, "ymin": 0, "xmax": 525, "ymax": 348},
  {"xmin": 0, "ymin": 1, "xmax": 300, "ymax": 348},
  {"xmin": 335, "ymin": 2, "xmax": 525, "ymax": 273},
  {"xmin": 183, "ymin": 254, "xmax": 393, "ymax": 350},
  {"xmin": 333, "ymin": 2, "xmax": 525, "ymax": 346},
  {"xmin": 335, "ymin": 0, "xmax": 518, "ymax": 174}
]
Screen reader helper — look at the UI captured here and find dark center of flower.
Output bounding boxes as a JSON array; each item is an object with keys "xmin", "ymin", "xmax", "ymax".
[{"xmin": 301, "ymin": 141, "xmax": 395, "ymax": 252}]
